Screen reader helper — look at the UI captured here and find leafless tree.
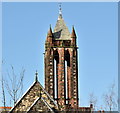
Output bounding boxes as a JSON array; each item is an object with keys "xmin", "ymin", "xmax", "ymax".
[
  {"xmin": 103, "ymin": 82, "xmax": 117, "ymax": 111},
  {"xmin": 89, "ymin": 92, "xmax": 98, "ymax": 111},
  {"xmin": 1, "ymin": 74, "xmax": 6, "ymax": 111},
  {"xmin": 3, "ymin": 65, "xmax": 25, "ymax": 106},
  {"xmin": 1, "ymin": 60, "xmax": 6, "ymax": 111}
]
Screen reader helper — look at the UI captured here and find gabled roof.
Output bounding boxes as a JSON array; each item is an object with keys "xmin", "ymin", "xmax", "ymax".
[
  {"xmin": 9, "ymin": 81, "xmax": 58, "ymax": 113},
  {"xmin": 53, "ymin": 14, "xmax": 71, "ymax": 40},
  {"xmin": 9, "ymin": 81, "xmax": 37, "ymax": 113}
]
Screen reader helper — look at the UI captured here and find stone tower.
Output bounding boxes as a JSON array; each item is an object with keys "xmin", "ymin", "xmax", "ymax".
[
  {"xmin": 8, "ymin": 4, "xmax": 93, "ymax": 113},
  {"xmin": 44, "ymin": 4, "xmax": 78, "ymax": 110}
]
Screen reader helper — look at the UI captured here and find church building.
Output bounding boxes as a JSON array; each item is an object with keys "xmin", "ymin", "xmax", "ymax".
[{"xmin": 9, "ymin": 3, "xmax": 93, "ymax": 113}]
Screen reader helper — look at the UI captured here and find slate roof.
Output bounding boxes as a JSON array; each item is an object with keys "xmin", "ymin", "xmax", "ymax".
[{"xmin": 53, "ymin": 14, "xmax": 71, "ymax": 40}]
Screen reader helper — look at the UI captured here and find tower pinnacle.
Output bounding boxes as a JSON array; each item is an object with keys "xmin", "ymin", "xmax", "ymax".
[
  {"xmin": 71, "ymin": 25, "xmax": 76, "ymax": 38},
  {"xmin": 47, "ymin": 24, "xmax": 53, "ymax": 37}
]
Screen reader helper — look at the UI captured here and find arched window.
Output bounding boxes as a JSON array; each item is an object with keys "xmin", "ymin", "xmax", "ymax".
[
  {"xmin": 50, "ymin": 49, "xmax": 51, "ymax": 55},
  {"xmin": 65, "ymin": 50, "xmax": 70, "ymax": 104},
  {"xmin": 53, "ymin": 50, "xmax": 59, "ymax": 102}
]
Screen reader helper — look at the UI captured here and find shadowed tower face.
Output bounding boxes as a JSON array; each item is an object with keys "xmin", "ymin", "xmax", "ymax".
[{"xmin": 44, "ymin": 4, "xmax": 78, "ymax": 110}]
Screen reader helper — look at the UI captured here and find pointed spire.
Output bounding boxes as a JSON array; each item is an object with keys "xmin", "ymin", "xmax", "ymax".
[
  {"xmin": 71, "ymin": 25, "xmax": 76, "ymax": 38},
  {"xmin": 35, "ymin": 70, "xmax": 38, "ymax": 82},
  {"xmin": 48, "ymin": 24, "xmax": 53, "ymax": 37}
]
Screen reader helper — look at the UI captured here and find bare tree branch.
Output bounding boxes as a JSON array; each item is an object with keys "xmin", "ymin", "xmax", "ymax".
[
  {"xmin": 103, "ymin": 82, "xmax": 117, "ymax": 111},
  {"xmin": 1, "ymin": 75, "xmax": 6, "ymax": 109},
  {"xmin": 89, "ymin": 92, "xmax": 98, "ymax": 111},
  {"xmin": 3, "ymin": 66, "xmax": 25, "ymax": 106}
]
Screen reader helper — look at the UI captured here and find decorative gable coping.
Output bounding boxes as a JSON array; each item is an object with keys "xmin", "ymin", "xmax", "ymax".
[
  {"xmin": 9, "ymin": 81, "xmax": 58, "ymax": 113},
  {"xmin": 9, "ymin": 81, "xmax": 37, "ymax": 113},
  {"xmin": 41, "ymin": 97, "xmax": 55, "ymax": 113},
  {"xmin": 25, "ymin": 97, "xmax": 40, "ymax": 113},
  {"xmin": 26, "ymin": 97, "xmax": 55, "ymax": 113},
  {"xmin": 39, "ymin": 82, "xmax": 58, "ymax": 109}
]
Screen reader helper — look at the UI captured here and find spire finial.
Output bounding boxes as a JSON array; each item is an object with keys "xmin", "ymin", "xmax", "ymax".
[
  {"xmin": 58, "ymin": 2, "xmax": 62, "ymax": 20},
  {"xmin": 35, "ymin": 70, "xmax": 38, "ymax": 82},
  {"xmin": 59, "ymin": 2, "xmax": 62, "ymax": 15}
]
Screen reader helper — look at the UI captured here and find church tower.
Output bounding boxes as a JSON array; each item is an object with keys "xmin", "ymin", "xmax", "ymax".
[
  {"xmin": 44, "ymin": 3, "xmax": 78, "ymax": 110},
  {"xmin": 8, "ymin": 3, "xmax": 93, "ymax": 113}
]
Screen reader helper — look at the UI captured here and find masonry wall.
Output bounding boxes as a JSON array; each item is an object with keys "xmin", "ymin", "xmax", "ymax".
[
  {"xmin": 10, "ymin": 81, "xmax": 58, "ymax": 112},
  {"xmin": 45, "ymin": 38, "xmax": 79, "ymax": 110}
]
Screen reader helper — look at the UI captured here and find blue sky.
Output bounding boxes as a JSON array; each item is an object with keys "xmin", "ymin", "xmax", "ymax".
[{"xmin": 2, "ymin": 2, "xmax": 118, "ymax": 110}]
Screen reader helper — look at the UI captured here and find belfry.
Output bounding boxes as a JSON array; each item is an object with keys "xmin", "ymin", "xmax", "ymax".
[
  {"xmin": 9, "ymin": 3, "xmax": 93, "ymax": 113},
  {"xmin": 45, "ymin": 3, "xmax": 78, "ymax": 110}
]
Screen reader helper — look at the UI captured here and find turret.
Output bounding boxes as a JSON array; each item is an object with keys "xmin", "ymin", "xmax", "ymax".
[
  {"xmin": 45, "ymin": 3, "xmax": 79, "ymax": 110},
  {"xmin": 71, "ymin": 26, "xmax": 76, "ymax": 46},
  {"xmin": 45, "ymin": 25, "xmax": 53, "ymax": 46}
]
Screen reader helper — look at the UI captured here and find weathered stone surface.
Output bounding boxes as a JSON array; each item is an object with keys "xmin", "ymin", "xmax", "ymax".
[
  {"xmin": 27, "ymin": 97, "xmax": 54, "ymax": 113},
  {"xmin": 9, "ymin": 81, "xmax": 58, "ymax": 112}
]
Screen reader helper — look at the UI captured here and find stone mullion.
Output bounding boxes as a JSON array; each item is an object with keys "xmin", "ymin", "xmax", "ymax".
[
  {"xmin": 49, "ymin": 49, "xmax": 54, "ymax": 98},
  {"xmin": 61, "ymin": 48, "xmax": 65, "ymax": 109},
  {"xmin": 69, "ymin": 48, "xmax": 78, "ymax": 108},
  {"xmin": 67, "ymin": 49, "xmax": 71, "ymax": 105},
  {"xmin": 57, "ymin": 49, "xmax": 62, "ymax": 105},
  {"xmin": 57, "ymin": 61, "xmax": 60, "ymax": 100},
  {"xmin": 61, "ymin": 51, "xmax": 64, "ymax": 98},
  {"xmin": 57, "ymin": 48, "xmax": 65, "ymax": 110},
  {"xmin": 68, "ymin": 49, "xmax": 72, "ymax": 107},
  {"xmin": 47, "ymin": 49, "xmax": 50, "ymax": 94},
  {"xmin": 45, "ymin": 48, "xmax": 54, "ymax": 98},
  {"xmin": 70, "ymin": 49, "xmax": 74, "ymax": 107},
  {"xmin": 45, "ymin": 49, "xmax": 49, "ymax": 92},
  {"xmin": 67, "ymin": 64, "xmax": 70, "ymax": 104},
  {"xmin": 56, "ymin": 61, "xmax": 58, "ymax": 100},
  {"xmin": 45, "ymin": 51, "xmax": 47, "ymax": 91},
  {"xmin": 76, "ymin": 49, "xmax": 79, "ymax": 107},
  {"xmin": 73, "ymin": 56, "xmax": 77, "ymax": 103},
  {"xmin": 73, "ymin": 49, "xmax": 78, "ymax": 108}
]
